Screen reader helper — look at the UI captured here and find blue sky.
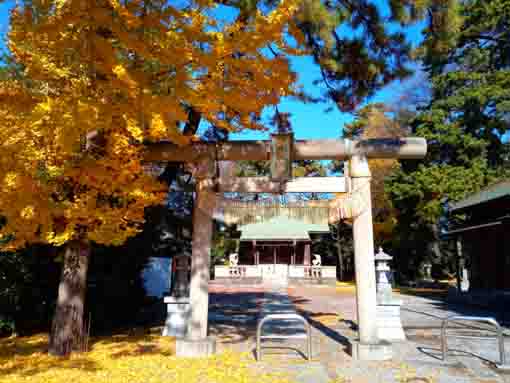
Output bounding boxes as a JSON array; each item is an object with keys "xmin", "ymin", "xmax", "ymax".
[
  {"xmin": 210, "ymin": 0, "xmax": 427, "ymax": 141},
  {"xmin": 0, "ymin": 0, "xmax": 426, "ymax": 141}
]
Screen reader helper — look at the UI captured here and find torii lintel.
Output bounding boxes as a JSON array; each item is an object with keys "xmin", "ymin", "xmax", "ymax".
[{"xmin": 144, "ymin": 137, "xmax": 427, "ymax": 163}]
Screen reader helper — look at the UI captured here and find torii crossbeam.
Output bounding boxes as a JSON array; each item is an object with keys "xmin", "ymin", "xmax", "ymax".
[
  {"xmin": 145, "ymin": 136, "xmax": 427, "ymax": 360},
  {"xmin": 145, "ymin": 137, "xmax": 426, "ymax": 162}
]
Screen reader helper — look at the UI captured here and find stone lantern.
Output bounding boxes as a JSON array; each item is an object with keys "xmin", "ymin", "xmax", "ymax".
[
  {"xmin": 422, "ymin": 261, "xmax": 433, "ymax": 281},
  {"xmin": 374, "ymin": 247, "xmax": 406, "ymax": 341},
  {"xmin": 375, "ymin": 247, "xmax": 394, "ymax": 302},
  {"xmin": 162, "ymin": 253, "xmax": 191, "ymax": 337}
]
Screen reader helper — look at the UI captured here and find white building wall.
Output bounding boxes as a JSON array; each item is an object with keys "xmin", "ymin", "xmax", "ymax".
[{"xmin": 214, "ymin": 264, "xmax": 336, "ymax": 280}]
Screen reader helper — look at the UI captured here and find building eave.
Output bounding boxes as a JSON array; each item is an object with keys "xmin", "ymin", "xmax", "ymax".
[{"xmin": 451, "ymin": 180, "xmax": 510, "ymax": 211}]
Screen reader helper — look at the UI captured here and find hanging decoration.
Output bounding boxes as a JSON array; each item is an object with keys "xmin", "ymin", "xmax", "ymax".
[
  {"xmin": 217, "ymin": 199, "xmax": 330, "ymax": 226},
  {"xmin": 328, "ymin": 182, "xmax": 370, "ymax": 221},
  {"xmin": 215, "ymin": 181, "xmax": 370, "ymax": 225}
]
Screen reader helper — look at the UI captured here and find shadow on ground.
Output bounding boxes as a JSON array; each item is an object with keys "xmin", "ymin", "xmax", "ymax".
[
  {"xmin": 0, "ymin": 331, "xmax": 175, "ymax": 378},
  {"xmin": 208, "ymin": 290, "xmax": 265, "ymax": 345},
  {"xmin": 209, "ymin": 288, "xmax": 353, "ymax": 361},
  {"xmin": 398, "ymin": 288, "xmax": 510, "ymax": 327}
]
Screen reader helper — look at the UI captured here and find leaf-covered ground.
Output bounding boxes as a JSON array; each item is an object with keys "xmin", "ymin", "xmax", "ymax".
[{"xmin": 0, "ymin": 332, "xmax": 291, "ymax": 383}]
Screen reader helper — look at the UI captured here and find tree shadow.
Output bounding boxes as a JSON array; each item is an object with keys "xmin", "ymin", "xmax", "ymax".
[
  {"xmin": 88, "ymin": 333, "xmax": 175, "ymax": 358},
  {"xmin": 398, "ymin": 288, "xmax": 510, "ymax": 327},
  {"xmin": 296, "ymin": 308, "xmax": 351, "ymax": 353},
  {"xmin": 339, "ymin": 319, "xmax": 358, "ymax": 331},
  {"xmin": 208, "ymin": 288, "xmax": 352, "ymax": 359},
  {"xmin": 210, "ymin": 290, "xmax": 306, "ymax": 334},
  {"xmin": 417, "ymin": 345, "xmax": 499, "ymax": 367},
  {"xmin": 396, "ymin": 287, "xmax": 448, "ymax": 302},
  {"xmin": 0, "ymin": 334, "xmax": 100, "ymax": 377},
  {"xmin": 0, "ymin": 334, "xmax": 50, "ymax": 357},
  {"xmin": 208, "ymin": 290, "xmax": 266, "ymax": 345},
  {"xmin": 402, "ymin": 302, "xmax": 510, "ymax": 333},
  {"xmin": 253, "ymin": 345, "xmax": 308, "ymax": 360},
  {"xmin": 287, "ymin": 291, "xmax": 352, "ymax": 352}
]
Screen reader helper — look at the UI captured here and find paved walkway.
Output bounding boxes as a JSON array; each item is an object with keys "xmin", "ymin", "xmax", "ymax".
[
  {"xmin": 208, "ymin": 283, "xmax": 510, "ymax": 383},
  {"xmin": 253, "ymin": 282, "xmax": 333, "ymax": 383},
  {"xmin": 259, "ymin": 283, "xmax": 307, "ymax": 340}
]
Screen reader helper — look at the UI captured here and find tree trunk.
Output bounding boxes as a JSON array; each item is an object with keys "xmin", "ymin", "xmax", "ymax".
[
  {"xmin": 49, "ymin": 240, "xmax": 90, "ymax": 356},
  {"xmin": 431, "ymin": 223, "xmax": 442, "ymax": 261},
  {"xmin": 428, "ymin": 222, "xmax": 442, "ymax": 278},
  {"xmin": 335, "ymin": 222, "xmax": 345, "ymax": 281},
  {"xmin": 336, "ymin": 239, "xmax": 344, "ymax": 281}
]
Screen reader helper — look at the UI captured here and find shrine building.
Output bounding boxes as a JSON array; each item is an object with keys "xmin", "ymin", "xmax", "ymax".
[
  {"xmin": 447, "ymin": 180, "xmax": 510, "ymax": 291},
  {"xmin": 213, "ymin": 215, "xmax": 337, "ymax": 285}
]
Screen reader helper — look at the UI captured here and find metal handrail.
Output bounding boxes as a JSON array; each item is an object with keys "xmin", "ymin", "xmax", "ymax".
[
  {"xmin": 256, "ymin": 313, "xmax": 312, "ymax": 361},
  {"xmin": 441, "ymin": 315, "xmax": 507, "ymax": 366}
]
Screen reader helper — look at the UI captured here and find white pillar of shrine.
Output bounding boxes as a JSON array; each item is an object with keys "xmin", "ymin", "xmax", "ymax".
[
  {"xmin": 350, "ymin": 155, "xmax": 392, "ymax": 360},
  {"xmin": 304, "ymin": 242, "xmax": 311, "ymax": 265},
  {"xmin": 176, "ymin": 178, "xmax": 216, "ymax": 357}
]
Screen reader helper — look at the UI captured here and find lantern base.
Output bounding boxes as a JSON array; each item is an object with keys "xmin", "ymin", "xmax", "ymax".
[{"xmin": 376, "ymin": 300, "xmax": 406, "ymax": 342}]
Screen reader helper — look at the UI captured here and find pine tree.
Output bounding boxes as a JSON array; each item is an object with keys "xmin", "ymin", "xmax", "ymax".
[{"xmin": 386, "ymin": 0, "xmax": 510, "ymax": 279}]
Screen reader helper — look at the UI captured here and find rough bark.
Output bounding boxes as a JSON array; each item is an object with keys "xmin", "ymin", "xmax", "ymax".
[
  {"xmin": 431, "ymin": 222, "xmax": 442, "ymax": 262},
  {"xmin": 49, "ymin": 240, "xmax": 90, "ymax": 356},
  {"xmin": 427, "ymin": 222, "xmax": 442, "ymax": 278},
  {"xmin": 456, "ymin": 237, "xmax": 463, "ymax": 291},
  {"xmin": 336, "ymin": 235, "xmax": 344, "ymax": 281}
]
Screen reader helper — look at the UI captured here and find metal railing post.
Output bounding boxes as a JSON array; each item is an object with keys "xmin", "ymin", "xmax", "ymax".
[
  {"xmin": 256, "ymin": 314, "xmax": 312, "ymax": 361},
  {"xmin": 307, "ymin": 317, "xmax": 312, "ymax": 359},
  {"xmin": 441, "ymin": 318, "xmax": 448, "ymax": 361},
  {"xmin": 498, "ymin": 320, "xmax": 506, "ymax": 366},
  {"xmin": 256, "ymin": 319, "xmax": 261, "ymax": 361},
  {"xmin": 441, "ymin": 315, "xmax": 508, "ymax": 369}
]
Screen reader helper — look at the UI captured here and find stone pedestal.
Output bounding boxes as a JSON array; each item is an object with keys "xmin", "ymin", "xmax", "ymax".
[
  {"xmin": 349, "ymin": 340, "xmax": 393, "ymax": 361},
  {"xmin": 376, "ymin": 300, "xmax": 405, "ymax": 341},
  {"xmin": 162, "ymin": 297, "xmax": 190, "ymax": 338},
  {"xmin": 176, "ymin": 337, "xmax": 216, "ymax": 357}
]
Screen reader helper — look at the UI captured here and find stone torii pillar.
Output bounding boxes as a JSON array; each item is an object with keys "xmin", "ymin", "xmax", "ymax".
[
  {"xmin": 176, "ymin": 175, "xmax": 217, "ymax": 356},
  {"xmin": 349, "ymin": 155, "xmax": 392, "ymax": 360},
  {"xmin": 350, "ymin": 156, "xmax": 377, "ymax": 342},
  {"xmin": 145, "ymin": 137, "xmax": 427, "ymax": 359}
]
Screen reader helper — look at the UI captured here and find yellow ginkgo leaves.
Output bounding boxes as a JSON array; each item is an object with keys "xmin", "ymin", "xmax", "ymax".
[
  {"xmin": 0, "ymin": 0, "xmax": 305, "ymax": 251},
  {"xmin": 0, "ymin": 333, "xmax": 292, "ymax": 383}
]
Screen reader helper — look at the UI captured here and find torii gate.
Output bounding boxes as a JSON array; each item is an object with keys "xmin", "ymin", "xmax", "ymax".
[{"xmin": 145, "ymin": 136, "xmax": 427, "ymax": 359}]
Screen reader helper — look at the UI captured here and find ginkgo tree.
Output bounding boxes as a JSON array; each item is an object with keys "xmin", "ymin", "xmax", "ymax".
[{"xmin": 0, "ymin": 0, "xmax": 304, "ymax": 355}]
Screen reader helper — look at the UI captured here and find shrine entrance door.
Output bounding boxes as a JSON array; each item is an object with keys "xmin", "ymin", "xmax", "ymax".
[{"xmin": 258, "ymin": 244, "xmax": 292, "ymax": 283}]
